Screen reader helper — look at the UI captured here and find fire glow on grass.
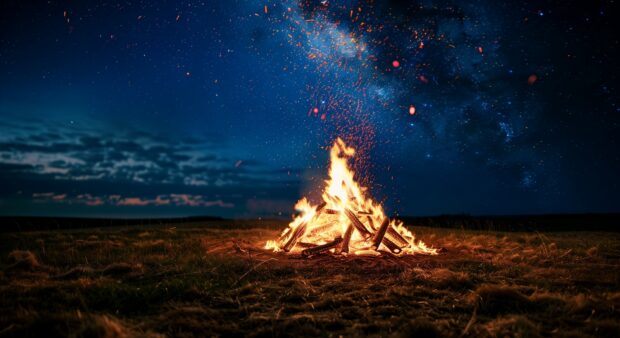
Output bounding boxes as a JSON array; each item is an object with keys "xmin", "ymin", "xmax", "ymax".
[{"xmin": 265, "ymin": 138, "xmax": 438, "ymax": 257}]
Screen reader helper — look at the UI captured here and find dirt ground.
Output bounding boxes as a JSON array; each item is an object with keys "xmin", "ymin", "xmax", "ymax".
[{"xmin": 1, "ymin": 221, "xmax": 619, "ymax": 337}]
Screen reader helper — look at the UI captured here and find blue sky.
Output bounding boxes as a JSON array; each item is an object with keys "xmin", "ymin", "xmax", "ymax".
[{"xmin": 0, "ymin": 0, "xmax": 618, "ymax": 217}]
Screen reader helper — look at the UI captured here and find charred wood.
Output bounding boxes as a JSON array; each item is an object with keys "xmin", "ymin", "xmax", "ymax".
[
  {"xmin": 366, "ymin": 216, "xmax": 375, "ymax": 230},
  {"xmin": 386, "ymin": 226, "xmax": 409, "ymax": 246},
  {"xmin": 281, "ymin": 223, "xmax": 307, "ymax": 252},
  {"xmin": 301, "ymin": 237, "xmax": 343, "ymax": 257},
  {"xmin": 381, "ymin": 237, "xmax": 403, "ymax": 254},
  {"xmin": 372, "ymin": 218, "xmax": 390, "ymax": 250},
  {"xmin": 281, "ymin": 203, "xmax": 327, "ymax": 252},
  {"xmin": 307, "ymin": 223, "xmax": 336, "ymax": 237},
  {"xmin": 345, "ymin": 209, "xmax": 372, "ymax": 239},
  {"xmin": 339, "ymin": 225, "xmax": 354, "ymax": 254},
  {"xmin": 296, "ymin": 242, "xmax": 319, "ymax": 249}
]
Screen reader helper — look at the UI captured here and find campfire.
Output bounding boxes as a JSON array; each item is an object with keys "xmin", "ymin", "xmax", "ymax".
[{"xmin": 266, "ymin": 138, "xmax": 438, "ymax": 257}]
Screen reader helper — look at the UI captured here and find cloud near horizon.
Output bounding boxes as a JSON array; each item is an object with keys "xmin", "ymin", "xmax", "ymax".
[
  {"xmin": 0, "ymin": 118, "xmax": 302, "ymax": 217},
  {"xmin": 33, "ymin": 192, "xmax": 234, "ymax": 208}
]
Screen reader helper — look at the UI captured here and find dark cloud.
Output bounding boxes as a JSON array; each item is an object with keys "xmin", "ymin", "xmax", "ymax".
[
  {"xmin": 0, "ymin": 119, "xmax": 302, "ymax": 217},
  {"xmin": 0, "ymin": 142, "xmax": 80, "ymax": 153},
  {"xmin": 0, "ymin": 162, "xmax": 38, "ymax": 174},
  {"xmin": 32, "ymin": 192, "xmax": 234, "ymax": 208}
]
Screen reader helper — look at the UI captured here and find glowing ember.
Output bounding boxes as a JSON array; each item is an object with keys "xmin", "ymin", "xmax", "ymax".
[
  {"xmin": 392, "ymin": 60, "xmax": 400, "ymax": 68},
  {"xmin": 265, "ymin": 138, "xmax": 437, "ymax": 256},
  {"xmin": 409, "ymin": 105, "xmax": 416, "ymax": 115}
]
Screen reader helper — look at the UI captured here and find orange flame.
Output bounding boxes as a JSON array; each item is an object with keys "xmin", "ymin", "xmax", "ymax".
[{"xmin": 266, "ymin": 138, "xmax": 437, "ymax": 256}]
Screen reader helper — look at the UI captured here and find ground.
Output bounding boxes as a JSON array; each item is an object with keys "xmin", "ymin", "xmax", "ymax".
[{"xmin": 1, "ymin": 220, "xmax": 619, "ymax": 337}]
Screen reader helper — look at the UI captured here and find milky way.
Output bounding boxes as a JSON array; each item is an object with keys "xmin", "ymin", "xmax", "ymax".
[{"xmin": 0, "ymin": 0, "xmax": 618, "ymax": 216}]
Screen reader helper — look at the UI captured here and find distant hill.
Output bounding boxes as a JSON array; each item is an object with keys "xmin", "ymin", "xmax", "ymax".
[
  {"xmin": 1, "ymin": 213, "xmax": 619, "ymax": 233},
  {"xmin": 0, "ymin": 216, "xmax": 223, "ymax": 232},
  {"xmin": 400, "ymin": 213, "xmax": 620, "ymax": 232}
]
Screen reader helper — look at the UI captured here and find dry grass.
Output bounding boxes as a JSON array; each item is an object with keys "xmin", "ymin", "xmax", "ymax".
[{"xmin": 0, "ymin": 221, "xmax": 619, "ymax": 337}]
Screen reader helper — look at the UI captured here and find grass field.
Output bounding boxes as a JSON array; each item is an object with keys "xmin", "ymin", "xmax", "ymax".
[{"xmin": 1, "ymin": 220, "xmax": 619, "ymax": 337}]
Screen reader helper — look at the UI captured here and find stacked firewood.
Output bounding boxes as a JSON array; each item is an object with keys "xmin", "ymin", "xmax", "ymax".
[{"xmin": 277, "ymin": 202, "xmax": 412, "ymax": 257}]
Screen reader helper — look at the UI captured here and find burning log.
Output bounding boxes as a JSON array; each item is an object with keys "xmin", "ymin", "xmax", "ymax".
[
  {"xmin": 301, "ymin": 237, "xmax": 343, "ymax": 257},
  {"xmin": 296, "ymin": 242, "xmax": 319, "ymax": 249},
  {"xmin": 386, "ymin": 226, "xmax": 409, "ymax": 246},
  {"xmin": 281, "ymin": 202, "xmax": 327, "ymax": 252},
  {"xmin": 366, "ymin": 216, "xmax": 375, "ymax": 230},
  {"xmin": 324, "ymin": 209, "xmax": 339, "ymax": 214},
  {"xmin": 281, "ymin": 223, "xmax": 307, "ymax": 252},
  {"xmin": 315, "ymin": 202, "xmax": 327, "ymax": 213},
  {"xmin": 381, "ymin": 237, "xmax": 403, "ymax": 254},
  {"xmin": 371, "ymin": 218, "xmax": 390, "ymax": 250},
  {"xmin": 339, "ymin": 225, "xmax": 354, "ymax": 254},
  {"xmin": 345, "ymin": 209, "xmax": 372, "ymax": 239},
  {"xmin": 354, "ymin": 249, "xmax": 381, "ymax": 257},
  {"xmin": 307, "ymin": 222, "xmax": 337, "ymax": 237}
]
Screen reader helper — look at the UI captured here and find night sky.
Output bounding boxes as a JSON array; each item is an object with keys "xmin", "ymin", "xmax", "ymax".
[{"xmin": 0, "ymin": 0, "xmax": 618, "ymax": 218}]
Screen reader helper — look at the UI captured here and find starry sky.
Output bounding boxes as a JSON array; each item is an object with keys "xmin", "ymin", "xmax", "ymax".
[{"xmin": 0, "ymin": 0, "xmax": 618, "ymax": 218}]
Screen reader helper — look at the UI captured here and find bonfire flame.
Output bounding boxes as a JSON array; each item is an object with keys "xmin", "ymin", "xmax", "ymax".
[{"xmin": 266, "ymin": 138, "xmax": 437, "ymax": 256}]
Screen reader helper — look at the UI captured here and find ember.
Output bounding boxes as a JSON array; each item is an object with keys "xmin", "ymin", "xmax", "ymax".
[{"xmin": 265, "ymin": 138, "xmax": 437, "ymax": 256}]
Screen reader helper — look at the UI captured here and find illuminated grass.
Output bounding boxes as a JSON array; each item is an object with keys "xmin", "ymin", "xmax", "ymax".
[{"xmin": 1, "ymin": 221, "xmax": 619, "ymax": 337}]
